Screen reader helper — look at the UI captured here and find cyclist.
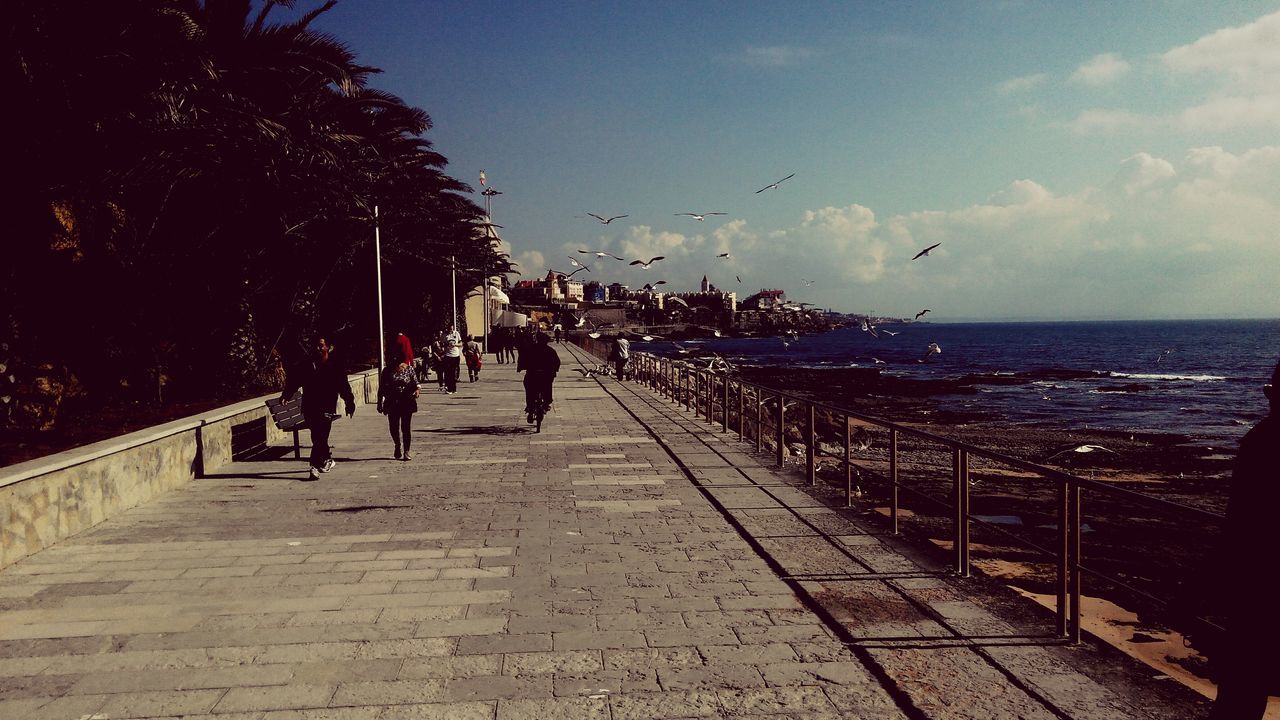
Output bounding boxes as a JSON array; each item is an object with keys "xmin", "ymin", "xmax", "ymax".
[{"xmin": 517, "ymin": 331, "xmax": 560, "ymax": 427}]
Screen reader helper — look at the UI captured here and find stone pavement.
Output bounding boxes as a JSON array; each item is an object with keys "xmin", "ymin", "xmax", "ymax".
[{"xmin": 0, "ymin": 343, "xmax": 1209, "ymax": 719}]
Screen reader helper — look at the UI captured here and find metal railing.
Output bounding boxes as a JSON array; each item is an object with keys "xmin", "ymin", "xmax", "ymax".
[{"xmin": 575, "ymin": 342, "xmax": 1225, "ymax": 644}]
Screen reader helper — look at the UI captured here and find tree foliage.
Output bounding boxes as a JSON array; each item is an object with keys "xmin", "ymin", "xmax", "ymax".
[{"xmin": 1, "ymin": 0, "xmax": 508, "ymax": 439}]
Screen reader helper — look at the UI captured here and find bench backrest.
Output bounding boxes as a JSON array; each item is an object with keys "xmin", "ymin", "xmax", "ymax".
[{"xmin": 265, "ymin": 396, "xmax": 307, "ymax": 431}]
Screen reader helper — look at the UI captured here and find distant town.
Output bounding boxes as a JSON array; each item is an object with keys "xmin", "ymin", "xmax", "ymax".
[{"xmin": 485, "ymin": 272, "xmax": 906, "ymax": 339}]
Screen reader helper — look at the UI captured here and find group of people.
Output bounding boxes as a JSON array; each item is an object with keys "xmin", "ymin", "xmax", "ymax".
[{"xmin": 281, "ymin": 326, "xmax": 573, "ymax": 477}]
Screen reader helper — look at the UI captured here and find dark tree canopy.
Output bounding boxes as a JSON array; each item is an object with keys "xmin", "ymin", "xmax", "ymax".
[{"xmin": 0, "ymin": 0, "xmax": 510, "ymax": 447}]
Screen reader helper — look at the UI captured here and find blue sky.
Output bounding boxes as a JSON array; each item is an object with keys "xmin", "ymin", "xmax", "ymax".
[{"xmin": 314, "ymin": 1, "xmax": 1280, "ymax": 321}]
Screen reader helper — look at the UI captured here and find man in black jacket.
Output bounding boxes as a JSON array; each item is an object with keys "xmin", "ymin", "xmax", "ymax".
[
  {"xmin": 517, "ymin": 332, "xmax": 560, "ymax": 423},
  {"xmin": 282, "ymin": 336, "xmax": 355, "ymax": 480}
]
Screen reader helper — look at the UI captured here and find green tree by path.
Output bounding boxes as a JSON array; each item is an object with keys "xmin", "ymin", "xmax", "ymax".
[{"xmin": 0, "ymin": 0, "xmax": 510, "ymax": 459}]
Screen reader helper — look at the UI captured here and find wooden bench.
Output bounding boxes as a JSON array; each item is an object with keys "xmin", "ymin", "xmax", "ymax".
[{"xmin": 265, "ymin": 395, "xmax": 308, "ymax": 459}]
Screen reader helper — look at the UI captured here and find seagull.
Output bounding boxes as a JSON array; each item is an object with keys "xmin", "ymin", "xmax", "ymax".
[
  {"xmin": 1155, "ymin": 348, "xmax": 1174, "ymax": 364},
  {"xmin": 861, "ymin": 320, "xmax": 879, "ymax": 338},
  {"xmin": 567, "ymin": 256, "xmax": 591, "ymax": 271},
  {"xmin": 717, "ymin": 252, "xmax": 731, "ymax": 259},
  {"xmin": 579, "ymin": 249, "xmax": 625, "ymax": 261},
  {"xmin": 642, "ymin": 281, "xmax": 667, "ymax": 291},
  {"xmin": 1045, "ymin": 444, "xmax": 1118, "ymax": 463},
  {"xmin": 755, "ymin": 173, "xmax": 796, "ymax": 193},
  {"xmin": 912, "ymin": 242, "xmax": 942, "ymax": 260},
  {"xmin": 882, "ymin": 330, "xmax": 900, "ymax": 336},
  {"xmin": 802, "ymin": 278, "xmax": 816, "ymax": 287},
  {"xmin": 587, "ymin": 213, "xmax": 628, "ymax": 224},
  {"xmin": 736, "ymin": 275, "xmax": 742, "ymax": 283},
  {"xmin": 573, "ymin": 367, "xmax": 600, "ymax": 378},
  {"xmin": 672, "ymin": 342, "xmax": 691, "ymax": 355},
  {"xmin": 915, "ymin": 309, "xmax": 931, "ymax": 320},
  {"xmin": 666, "ymin": 296, "xmax": 689, "ymax": 307},
  {"xmin": 917, "ymin": 342, "xmax": 941, "ymax": 363},
  {"xmin": 675, "ymin": 212, "xmax": 727, "ymax": 221},
  {"xmin": 552, "ymin": 267, "xmax": 589, "ymax": 279},
  {"xmin": 712, "ymin": 329, "xmax": 722, "ymax": 337},
  {"xmin": 781, "ymin": 338, "xmax": 793, "ymax": 349},
  {"xmin": 572, "ymin": 315, "xmax": 587, "ymax": 327},
  {"xmin": 630, "ymin": 256, "xmax": 665, "ymax": 270},
  {"xmin": 871, "ymin": 357, "xmax": 886, "ymax": 364},
  {"xmin": 588, "ymin": 331, "xmax": 602, "ymax": 339}
]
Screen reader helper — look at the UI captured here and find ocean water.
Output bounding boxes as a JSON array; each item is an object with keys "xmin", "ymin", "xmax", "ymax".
[{"xmin": 636, "ymin": 319, "xmax": 1280, "ymax": 446}]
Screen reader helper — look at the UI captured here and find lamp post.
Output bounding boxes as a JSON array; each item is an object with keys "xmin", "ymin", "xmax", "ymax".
[
  {"xmin": 374, "ymin": 205, "xmax": 385, "ymax": 371},
  {"xmin": 481, "ymin": 187, "xmax": 502, "ymax": 353}
]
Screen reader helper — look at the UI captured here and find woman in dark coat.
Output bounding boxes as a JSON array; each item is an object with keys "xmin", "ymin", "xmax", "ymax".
[{"xmin": 377, "ymin": 343, "xmax": 421, "ymax": 461}]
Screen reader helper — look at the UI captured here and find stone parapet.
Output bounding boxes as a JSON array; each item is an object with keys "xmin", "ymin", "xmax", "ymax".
[{"xmin": 0, "ymin": 369, "xmax": 378, "ymax": 569}]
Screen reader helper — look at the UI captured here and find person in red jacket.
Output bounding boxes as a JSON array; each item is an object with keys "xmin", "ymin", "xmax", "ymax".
[{"xmin": 282, "ymin": 336, "xmax": 355, "ymax": 480}]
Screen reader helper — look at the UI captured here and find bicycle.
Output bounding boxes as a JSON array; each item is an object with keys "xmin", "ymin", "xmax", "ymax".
[{"xmin": 525, "ymin": 378, "xmax": 552, "ymax": 433}]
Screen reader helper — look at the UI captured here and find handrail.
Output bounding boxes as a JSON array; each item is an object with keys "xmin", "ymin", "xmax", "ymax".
[{"xmin": 571, "ymin": 340, "xmax": 1226, "ymax": 645}]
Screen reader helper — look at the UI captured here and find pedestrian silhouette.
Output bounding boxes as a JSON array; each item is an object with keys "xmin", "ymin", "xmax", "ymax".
[{"xmin": 1210, "ymin": 359, "xmax": 1280, "ymax": 719}]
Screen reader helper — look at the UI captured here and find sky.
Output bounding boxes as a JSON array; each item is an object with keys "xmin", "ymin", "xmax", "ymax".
[{"xmin": 312, "ymin": 1, "xmax": 1280, "ymax": 321}]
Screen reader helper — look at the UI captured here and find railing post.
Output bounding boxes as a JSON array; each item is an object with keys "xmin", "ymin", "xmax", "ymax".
[
  {"xmin": 960, "ymin": 450, "xmax": 970, "ymax": 578},
  {"xmin": 737, "ymin": 382, "xmax": 744, "ymax": 441},
  {"xmin": 1069, "ymin": 483, "xmax": 1082, "ymax": 644},
  {"xmin": 684, "ymin": 367, "xmax": 692, "ymax": 412},
  {"xmin": 806, "ymin": 403, "xmax": 816, "ymax": 485},
  {"xmin": 843, "ymin": 415, "xmax": 853, "ymax": 507},
  {"xmin": 721, "ymin": 376, "xmax": 729, "ymax": 432},
  {"xmin": 890, "ymin": 429, "xmax": 899, "ymax": 535},
  {"xmin": 1057, "ymin": 479, "xmax": 1068, "ymax": 638},
  {"xmin": 775, "ymin": 394, "xmax": 785, "ymax": 468},
  {"xmin": 747, "ymin": 389, "xmax": 757, "ymax": 450},
  {"xmin": 953, "ymin": 449, "xmax": 963, "ymax": 575}
]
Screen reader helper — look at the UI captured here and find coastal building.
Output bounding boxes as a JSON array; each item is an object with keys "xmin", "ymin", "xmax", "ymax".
[
  {"xmin": 509, "ymin": 271, "xmax": 584, "ymax": 305},
  {"xmin": 741, "ymin": 289, "xmax": 786, "ymax": 311}
]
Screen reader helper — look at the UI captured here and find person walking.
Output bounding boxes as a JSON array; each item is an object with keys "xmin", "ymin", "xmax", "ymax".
[
  {"xmin": 464, "ymin": 335, "xmax": 483, "ymax": 382},
  {"xmin": 281, "ymin": 336, "xmax": 355, "ymax": 480},
  {"xmin": 608, "ymin": 336, "xmax": 630, "ymax": 381},
  {"xmin": 490, "ymin": 326, "xmax": 506, "ymax": 364},
  {"xmin": 1210, "ymin": 360, "xmax": 1280, "ymax": 719},
  {"xmin": 553, "ymin": 322, "xmax": 563, "ymax": 343},
  {"xmin": 377, "ymin": 342, "xmax": 421, "ymax": 461},
  {"xmin": 517, "ymin": 331, "xmax": 560, "ymax": 424},
  {"xmin": 442, "ymin": 327, "xmax": 462, "ymax": 394}
]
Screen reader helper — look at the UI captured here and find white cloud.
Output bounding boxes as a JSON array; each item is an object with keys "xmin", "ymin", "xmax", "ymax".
[
  {"xmin": 1162, "ymin": 10, "xmax": 1280, "ymax": 89},
  {"xmin": 1176, "ymin": 93, "xmax": 1280, "ymax": 130},
  {"xmin": 1062, "ymin": 108, "xmax": 1148, "ymax": 134},
  {"xmin": 996, "ymin": 73, "xmax": 1047, "ymax": 95},
  {"xmin": 1069, "ymin": 53, "xmax": 1131, "ymax": 85},
  {"xmin": 721, "ymin": 45, "xmax": 817, "ymax": 67},
  {"xmin": 1113, "ymin": 152, "xmax": 1176, "ymax": 196}
]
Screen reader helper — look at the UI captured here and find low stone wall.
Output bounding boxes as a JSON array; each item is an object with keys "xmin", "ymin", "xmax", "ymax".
[{"xmin": 0, "ymin": 369, "xmax": 379, "ymax": 569}]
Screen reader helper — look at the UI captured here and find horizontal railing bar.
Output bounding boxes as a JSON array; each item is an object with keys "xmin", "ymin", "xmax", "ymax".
[{"xmin": 639, "ymin": 354, "xmax": 1223, "ymax": 525}]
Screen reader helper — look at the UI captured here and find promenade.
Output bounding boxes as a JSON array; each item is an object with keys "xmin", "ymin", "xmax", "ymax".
[{"xmin": 0, "ymin": 343, "xmax": 1208, "ymax": 719}]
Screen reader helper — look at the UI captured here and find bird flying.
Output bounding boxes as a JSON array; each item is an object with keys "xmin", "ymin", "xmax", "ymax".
[
  {"xmin": 579, "ymin": 249, "xmax": 625, "ymax": 261},
  {"xmin": 914, "ymin": 309, "xmax": 931, "ymax": 320},
  {"xmin": 1045, "ymin": 444, "xmax": 1118, "ymax": 463},
  {"xmin": 675, "ymin": 212, "xmax": 727, "ymax": 221},
  {"xmin": 642, "ymin": 281, "xmax": 667, "ymax": 291},
  {"xmin": 587, "ymin": 213, "xmax": 628, "ymax": 224},
  {"xmin": 912, "ymin": 242, "xmax": 942, "ymax": 260},
  {"xmin": 755, "ymin": 173, "xmax": 796, "ymax": 193},
  {"xmin": 567, "ymin": 256, "xmax": 591, "ymax": 271},
  {"xmin": 917, "ymin": 342, "xmax": 941, "ymax": 362},
  {"xmin": 552, "ymin": 267, "xmax": 589, "ymax": 279},
  {"xmin": 882, "ymin": 330, "xmax": 900, "ymax": 336},
  {"xmin": 717, "ymin": 252, "xmax": 731, "ymax": 259},
  {"xmin": 629, "ymin": 256, "xmax": 665, "ymax": 270}
]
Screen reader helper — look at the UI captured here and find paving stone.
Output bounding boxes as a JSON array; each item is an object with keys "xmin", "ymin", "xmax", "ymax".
[{"xmin": 214, "ymin": 684, "xmax": 335, "ymax": 713}]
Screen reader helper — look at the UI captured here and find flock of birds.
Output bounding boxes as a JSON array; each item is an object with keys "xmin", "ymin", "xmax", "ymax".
[{"xmin": 551, "ymin": 171, "xmax": 952, "ymax": 364}]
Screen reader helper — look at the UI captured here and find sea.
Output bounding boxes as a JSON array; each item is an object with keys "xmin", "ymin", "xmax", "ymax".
[{"xmin": 634, "ymin": 319, "xmax": 1280, "ymax": 448}]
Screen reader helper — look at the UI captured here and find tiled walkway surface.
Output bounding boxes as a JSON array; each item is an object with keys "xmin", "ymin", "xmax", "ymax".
[{"xmin": 0, "ymin": 343, "xmax": 1208, "ymax": 719}]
